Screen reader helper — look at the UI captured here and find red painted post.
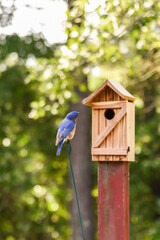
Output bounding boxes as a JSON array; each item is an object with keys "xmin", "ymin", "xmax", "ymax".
[{"xmin": 98, "ymin": 162, "xmax": 129, "ymax": 240}]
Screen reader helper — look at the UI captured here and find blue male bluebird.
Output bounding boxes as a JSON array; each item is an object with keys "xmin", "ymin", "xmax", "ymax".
[{"xmin": 55, "ymin": 111, "xmax": 79, "ymax": 156}]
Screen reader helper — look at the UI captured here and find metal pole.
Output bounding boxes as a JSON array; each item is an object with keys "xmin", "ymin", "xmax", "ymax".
[{"xmin": 98, "ymin": 162, "xmax": 129, "ymax": 240}]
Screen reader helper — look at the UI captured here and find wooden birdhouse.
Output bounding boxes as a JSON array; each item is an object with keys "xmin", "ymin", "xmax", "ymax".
[{"xmin": 82, "ymin": 79, "xmax": 135, "ymax": 162}]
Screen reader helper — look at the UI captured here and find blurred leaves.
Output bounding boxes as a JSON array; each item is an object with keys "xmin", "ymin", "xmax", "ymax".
[
  {"xmin": 0, "ymin": 0, "xmax": 160, "ymax": 239},
  {"xmin": 0, "ymin": 34, "xmax": 71, "ymax": 240}
]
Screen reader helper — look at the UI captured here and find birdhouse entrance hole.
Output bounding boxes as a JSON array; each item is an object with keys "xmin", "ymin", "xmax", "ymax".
[{"xmin": 104, "ymin": 109, "xmax": 115, "ymax": 120}]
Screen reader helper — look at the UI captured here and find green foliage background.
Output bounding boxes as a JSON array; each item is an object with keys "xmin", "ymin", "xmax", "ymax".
[{"xmin": 0, "ymin": 0, "xmax": 160, "ymax": 239}]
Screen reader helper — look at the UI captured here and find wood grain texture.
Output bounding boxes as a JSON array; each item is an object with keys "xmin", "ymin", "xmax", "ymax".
[
  {"xmin": 113, "ymin": 92, "xmax": 119, "ymax": 161},
  {"xmin": 127, "ymin": 101, "xmax": 135, "ymax": 161},
  {"xmin": 86, "ymin": 81, "xmax": 135, "ymax": 162},
  {"xmin": 111, "ymin": 88, "xmax": 114, "ymax": 160},
  {"xmin": 92, "ymin": 148, "xmax": 127, "ymax": 155},
  {"xmin": 92, "ymin": 101, "xmax": 125, "ymax": 109},
  {"xmin": 92, "ymin": 95, "xmax": 99, "ymax": 161},
  {"xmin": 99, "ymin": 90, "xmax": 106, "ymax": 160},
  {"xmin": 92, "ymin": 103, "xmax": 127, "ymax": 148},
  {"xmin": 108, "ymin": 80, "xmax": 135, "ymax": 102},
  {"xmin": 106, "ymin": 86, "xmax": 112, "ymax": 160},
  {"xmin": 82, "ymin": 79, "xmax": 135, "ymax": 106}
]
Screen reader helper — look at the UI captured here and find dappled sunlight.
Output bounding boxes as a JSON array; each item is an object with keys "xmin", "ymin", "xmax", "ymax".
[{"xmin": 0, "ymin": 0, "xmax": 160, "ymax": 239}]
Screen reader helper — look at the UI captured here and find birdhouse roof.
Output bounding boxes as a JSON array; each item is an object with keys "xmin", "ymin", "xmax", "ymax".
[{"xmin": 82, "ymin": 79, "xmax": 135, "ymax": 106}]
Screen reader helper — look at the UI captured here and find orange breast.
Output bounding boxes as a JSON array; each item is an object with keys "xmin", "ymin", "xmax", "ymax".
[{"xmin": 64, "ymin": 119, "xmax": 77, "ymax": 142}]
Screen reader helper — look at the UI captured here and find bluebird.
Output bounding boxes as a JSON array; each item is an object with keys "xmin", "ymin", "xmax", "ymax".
[{"xmin": 55, "ymin": 111, "xmax": 79, "ymax": 156}]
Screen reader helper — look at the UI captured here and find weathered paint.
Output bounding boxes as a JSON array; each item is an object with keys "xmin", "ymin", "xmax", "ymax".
[{"xmin": 98, "ymin": 162, "xmax": 129, "ymax": 240}]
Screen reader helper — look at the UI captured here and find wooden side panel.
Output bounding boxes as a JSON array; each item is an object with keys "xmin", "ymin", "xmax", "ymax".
[
  {"xmin": 92, "ymin": 109, "xmax": 99, "ymax": 161},
  {"xmin": 113, "ymin": 121, "xmax": 120, "ymax": 160},
  {"xmin": 119, "ymin": 115, "xmax": 127, "ymax": 161},
  {"xmin": 105, "ymin": 86, "xmax": 113, "ymax": 160},
  {"xmin": 99, "ymin": 90, "xmax": 106, "ymax": 160},
  {"xmin": 106, "ymin": 87, "xmax": 122, "ymax": 161},
  {"xmin": 113, "ymin": 91, "xmax": 119, "ymax": 161},
  {"xmin": 127, "ymin": 102, "xmax": 135, "ymax": 161},
  {"xmin": 92, "ymin": 95, "xmax": 99, "ymax": 161}
]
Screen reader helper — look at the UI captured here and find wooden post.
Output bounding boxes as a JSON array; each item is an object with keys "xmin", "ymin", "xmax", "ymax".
[
  {"xmin": 98, "ymin": 162, "xmax": 129, "ymax": 240},
  {"xmin": 82, "ymin": 79, "xmax": 135, "ymax": 240}
]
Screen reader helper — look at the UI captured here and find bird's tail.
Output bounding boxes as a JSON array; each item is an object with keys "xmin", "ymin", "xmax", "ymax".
[{"xmin": 56, "ymin": 140, "xmax": 63, "ymax": 156}]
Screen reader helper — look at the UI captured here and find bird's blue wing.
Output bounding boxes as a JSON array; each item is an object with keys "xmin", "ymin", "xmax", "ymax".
[
  {"xmin": 56, "ymin": 118, "xmax": 75, "ymax": 145},
  {"xmin": 56, "ymin": 140, "xmax": 63, "ymax": 156}
]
